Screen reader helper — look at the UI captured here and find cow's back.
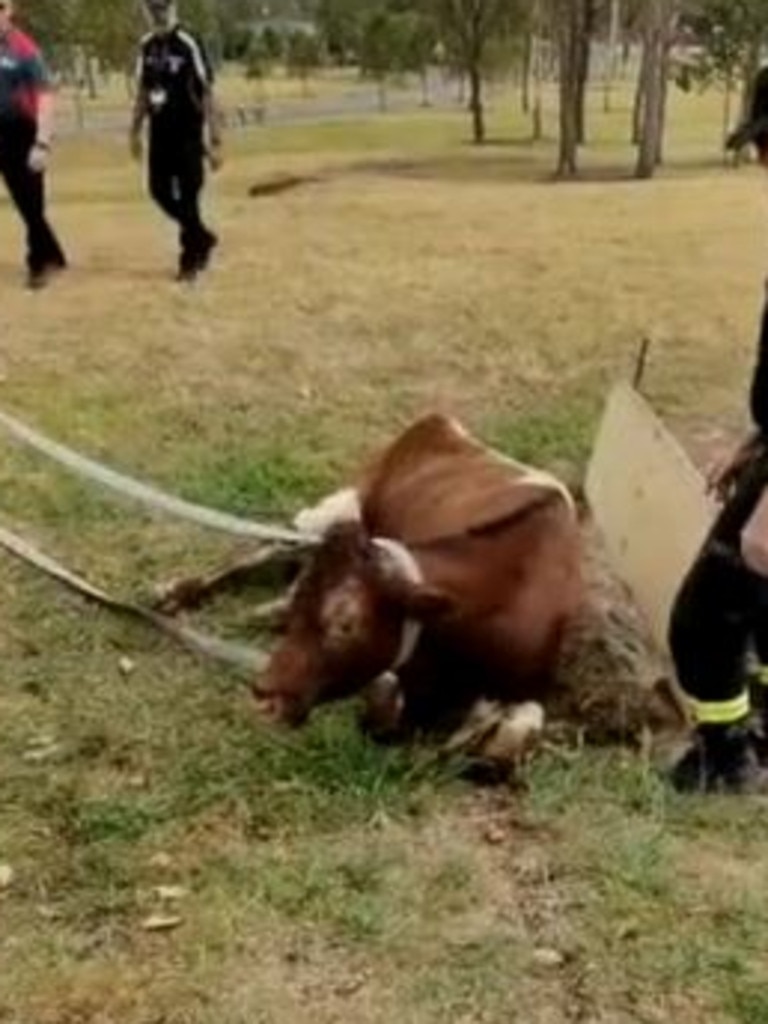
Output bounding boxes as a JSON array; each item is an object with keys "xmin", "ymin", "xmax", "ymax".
[{"xmin": 358, "ymin": 414, "xmax": 572, "ymax": 546}]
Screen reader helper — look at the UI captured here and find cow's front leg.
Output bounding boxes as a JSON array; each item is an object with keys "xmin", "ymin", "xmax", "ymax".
[
  {"xmin": 358, "ymin": 673, "xmax": 407, "ymax": 743},
  {"xmin": 152, "ymin": 545, "xmax": 301, "ymax": 616}
]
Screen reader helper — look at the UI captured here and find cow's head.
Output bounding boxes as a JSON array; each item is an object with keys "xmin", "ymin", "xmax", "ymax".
[{"xmin": 254, "ymin": 521, "xmax": 453, "ymax": 726}]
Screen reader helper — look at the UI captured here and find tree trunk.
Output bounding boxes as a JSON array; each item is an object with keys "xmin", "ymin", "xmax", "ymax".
[
  {"xmin": 603, "ymin": 0, "xmax": 621, "ymax": 113},
  {"xmin": 632, "ymin": 38, "xmax": 651, "ymax": 145},
  {"xmin": 377, "ymin": 77, "xmax": 387, "ymax": 112},
  {"xmin": 85, "ymin": 55, "xmax": 98, "ymax": 100},
  {"xmin": 521, "ymin": 30, "xmax": 532, "ymax": 113},
  {"xmin": 655, "ymin": 43, "xmax": 670, "ymax": 165},
  {"xmin": 723, "ymin": 74, "xmax": 734, "ymax": 163},
  {"xmin": 635, "ymin": 0, "xmax": 675, "ymax": 179},
  {"xmin": 532, "ymin": 34, "xmax": 544, "ymax": 140},
  {"xmin": 420, "ymin": 68, "xmax": 431, "ymax": 106},
  {"xmin": 468, "ymin": 62, "xmax": 485, "ymax": 143},
  {"xmin": 576, "ymin": 35, "xmax": 590, "ymax": 145},
  {"xmin": 530, "ymin": 0, "xmax": 544, "ymax": 140},
  {"xmin": 575, "ymin": 0, "xmax": 596, "ymax": 145},
  {"xmin": 621, "ymin": 36, "xmax": 631, "ymax": 75},
  {"xmin": 557, "ymin": 0, "xmax": 586, "ymax": 177},
  {"xmin": 73, "ymin": 86, "xmax": 85, "ymax": 132},
  {"xmin": 734, "ymin": 40, "xmax": 762, "ymax": 165}
]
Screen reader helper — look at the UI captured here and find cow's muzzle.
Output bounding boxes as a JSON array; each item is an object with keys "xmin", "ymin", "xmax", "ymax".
[{"xmin": 251, "ymin": 681, "xmax": 313, "ymax": 728}]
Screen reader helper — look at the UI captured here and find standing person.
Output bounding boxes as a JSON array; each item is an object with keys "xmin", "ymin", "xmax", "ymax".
[
  {"xmin": 0, "ymin": 0, "xmax": 66, "ymax": 290},
  {"xmin": 666, "ymin": 70, "xmax": 768, "ymax": 794},
  {"xmin": 130, "ymin": 0, "xmax": 222, "ymax": 282}
]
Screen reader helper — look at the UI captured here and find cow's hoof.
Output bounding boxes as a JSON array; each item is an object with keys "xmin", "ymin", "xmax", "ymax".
[
  {"xmin": 359, "ymin": 673, "xmax": 405, "ymax": 741},
  {"xmin": 481, "ymin": 702, "xmax": 545, "ymax": 766},
  {"xmin": 443, "ymin": 701, "xmax": 545, "ymax": 782},
  {"xmin": 152, "ymin": 577, "xmax": 205, "ymax": 615}
]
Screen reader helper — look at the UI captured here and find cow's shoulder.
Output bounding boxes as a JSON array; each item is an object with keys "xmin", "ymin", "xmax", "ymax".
[{"xmin": 358, "ymin": 414, "xmax": 480, "ymax": 495}]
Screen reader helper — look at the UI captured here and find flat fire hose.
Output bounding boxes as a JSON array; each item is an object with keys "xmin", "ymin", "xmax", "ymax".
[
  {"xmin": 0, "ymin": 408, "xmax": 309, "ymax": 544},
  {"xmin": 0, "ymin": 519, "xmax": 268, "ymax": 677}
]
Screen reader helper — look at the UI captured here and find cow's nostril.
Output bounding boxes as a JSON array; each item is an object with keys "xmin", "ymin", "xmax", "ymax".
[{"xmin": 253, "ymin": 692, "xmax": 281, "ymax": 719}]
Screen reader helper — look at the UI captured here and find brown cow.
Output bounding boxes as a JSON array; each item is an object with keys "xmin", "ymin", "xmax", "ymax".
[{"xmin": 254, "ymin": 414, "xmax": 584, "ymax": 740}]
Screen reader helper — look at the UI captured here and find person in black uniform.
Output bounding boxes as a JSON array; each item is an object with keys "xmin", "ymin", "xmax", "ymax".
[
  {"xmin": 130, "ymin": 0, "xmax": 222, "ymax": 281},
  {"xmin": 666, "ymin": 68, "xmax": 768, "ymax": 794}
]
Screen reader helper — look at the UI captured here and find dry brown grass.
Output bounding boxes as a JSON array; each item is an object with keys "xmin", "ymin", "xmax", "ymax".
[{"xmin": 2, "ymin": 91, "xmax": 768, "ymax": 1024}]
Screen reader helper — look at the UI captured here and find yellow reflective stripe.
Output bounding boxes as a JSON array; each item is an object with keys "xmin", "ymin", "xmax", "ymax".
[
  {"xmin": 757, "ymin": 666, "xmax": 768, "ymax": 688},
  {"xmin": 691, "ymin": 692, "xmax": 750, "ymax": 725}
]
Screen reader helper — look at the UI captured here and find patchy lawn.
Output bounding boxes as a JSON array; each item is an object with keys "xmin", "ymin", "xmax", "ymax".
[{"xmin": 1, "ymin": 87, "xmax": 767, "ymax": 1024}]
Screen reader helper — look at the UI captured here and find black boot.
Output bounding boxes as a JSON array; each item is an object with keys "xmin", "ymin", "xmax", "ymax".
[{"xmin": 669, "ymin": 722, "xmax": 765, "ymax": 794}]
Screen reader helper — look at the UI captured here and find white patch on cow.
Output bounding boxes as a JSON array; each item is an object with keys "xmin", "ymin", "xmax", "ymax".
[
  {"xmin": 481, "ymin": 701, "xmax": 545, "ymax": 766},
  {"xmin": 491, "ymin": 454, "xmax": 577, "ymax": 518},
  {"xmin": 372, "ymin": 537, "xmax": 424, "ymax": 671},
  {"xmin": 293, "ymin": 487, "xmax": 361, "ymax": 537},
  {"xmin": 446, "ymin": 417, "xmax": 470, "ymax": 439}
]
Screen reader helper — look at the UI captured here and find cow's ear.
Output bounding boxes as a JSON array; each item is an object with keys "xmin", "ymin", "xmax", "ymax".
[{"xmin": 390, "ymin": 579, "xmax": 455, "ymax": 622}]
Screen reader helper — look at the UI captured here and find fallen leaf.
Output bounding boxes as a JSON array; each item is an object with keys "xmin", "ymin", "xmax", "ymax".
[
  {"xmin": 23, "ymin": 744, "xmax": 61, "ymax": 764},
  {"xmin": 149, "ymin": 853, "xmax": 173, "ymax": 871},
  {"xmin": 37, "ymin": 905, "xmax": 63, "ymax": 921},
  {"xmin": 532, "ymin": 948, "xmax": 565, "ymax": 968},
  {"xmin": 483, "ymin": 824, "xmax": 506, "ymax": 845},
  {"xmin": 333, "ymin": 972, "xmax": 369, "ymax": 997},
  {"xmin": 118, "ymin": 657, "xmax": 136, "ymax": 677},
  {"xmin": 153, "ymin": 886, "xmax": 188, "ymax": 902},
  {"xmin": 141, "ymin": 914, "xmax": 183, "ymax": 932}
]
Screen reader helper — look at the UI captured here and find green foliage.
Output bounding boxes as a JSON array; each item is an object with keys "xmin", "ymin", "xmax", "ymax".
[
  {"xmin": 245, "ymin": 32, "xmax": 275, "ymax": 80},
  {"xmin": 315, "ymin": 0, "xmax": 375, "ymax": 63},
  {"xmin": 262, "ymin": 24, "xmax": 285, "ymax": 61},
  {"xmin": 679, "ymin": 0, "xmax": 768, "ymax": 88},
  {"xmin": 359, "ymin": 10, "xmax": 405, "ymax": 81},
  {"xmin": 286, "ymin": 29, "xmax": 323, "ymax": 81}
]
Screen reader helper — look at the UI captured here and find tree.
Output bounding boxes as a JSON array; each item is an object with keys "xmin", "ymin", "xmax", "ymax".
[
  {"xmin": 399, "ymin": 10, "xmax": 439, "ymax": 105},
  {"xmin": 245, "ymin": 33, "xmax": 274, "ymax": 99},
  {"xmin": 602, "ymin": 0, "xmax": 621, "ymax": 112},
  {"xmin": 286, "ymin": 30, "xmax": 323, "ymax": 96},
  {"xmin": 359, "ymin": 9, "xmax": 407, "ymax": 110},
  {"xmin": 635, "ymin": 0, "xmax": 677, "ymax": 178},
  {"xmin": 555, "ymin": 0, "xmax": 588, "ymax": 176},
  {"xmin": 430, "ymin": 0, "xmax": 524, "ymax": 144},
  {"xmin": 316, "ymin": 0, "xmax": 375, "ymax": 63},
  {"xmin": 678, "ymin": 0, "xmax": 768, "ymax": 154}
]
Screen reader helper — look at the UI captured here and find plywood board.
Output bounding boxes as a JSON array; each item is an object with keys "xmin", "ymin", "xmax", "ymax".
[{"xmin": 585, "ymin": 382, "xmax": 718, "ymax": 651}]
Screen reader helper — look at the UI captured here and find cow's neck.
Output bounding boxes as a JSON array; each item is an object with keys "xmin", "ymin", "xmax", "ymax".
[{"xmin": 372, "ymin": 537, "xmax": 423, "ymax": 671}]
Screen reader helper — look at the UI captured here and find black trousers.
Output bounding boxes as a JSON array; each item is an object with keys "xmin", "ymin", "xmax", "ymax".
[
  {"xmin": 0, "ymin": 119, "xmax": 66, "ymax": 273},
  {"xmin": 669, "ymin": 450, "xmax": 768, "ymax": 710},
  {"xmin": 148, "ymin": 134, "xmax": 212, "ymax": 265}
]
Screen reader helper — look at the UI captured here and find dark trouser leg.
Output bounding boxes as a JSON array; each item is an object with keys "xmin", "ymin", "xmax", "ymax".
[
  {"xmin": 175, "ymin": 144, "xmax": 213, "ymax": 268},
  {"xmin": 667, "ymin": 457, "xmax": 768, "ymax": 791},
  {"xmin": 149, "ymin": 144, "xmax": 182, "ymax": 223},
  {"xmin": 0, "ymin": 129, "xmax": 66, "ymax": 274},
  {"xmin": 149, "ymin": 140, "xmax": 213, "ymax": 272},
  {"xmin": 746, "ymin": 582, "xmax": 768, "ymax": 753}
]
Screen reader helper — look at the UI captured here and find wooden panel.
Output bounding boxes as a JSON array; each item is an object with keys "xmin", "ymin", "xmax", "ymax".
[{"xmin": 585, "ymin": 382, "xmax": 718, "ymax": 651}]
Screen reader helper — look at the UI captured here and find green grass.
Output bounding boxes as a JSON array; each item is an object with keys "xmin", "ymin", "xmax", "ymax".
[{"xmin": 1, "ymin": 83, "xmax": 768, "ymax": 1024}]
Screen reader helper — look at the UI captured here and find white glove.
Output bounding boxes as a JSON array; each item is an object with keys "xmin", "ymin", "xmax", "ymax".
[{"xmin": 28, "ymin": 142, "xmax": 50, "ymax": 173}]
